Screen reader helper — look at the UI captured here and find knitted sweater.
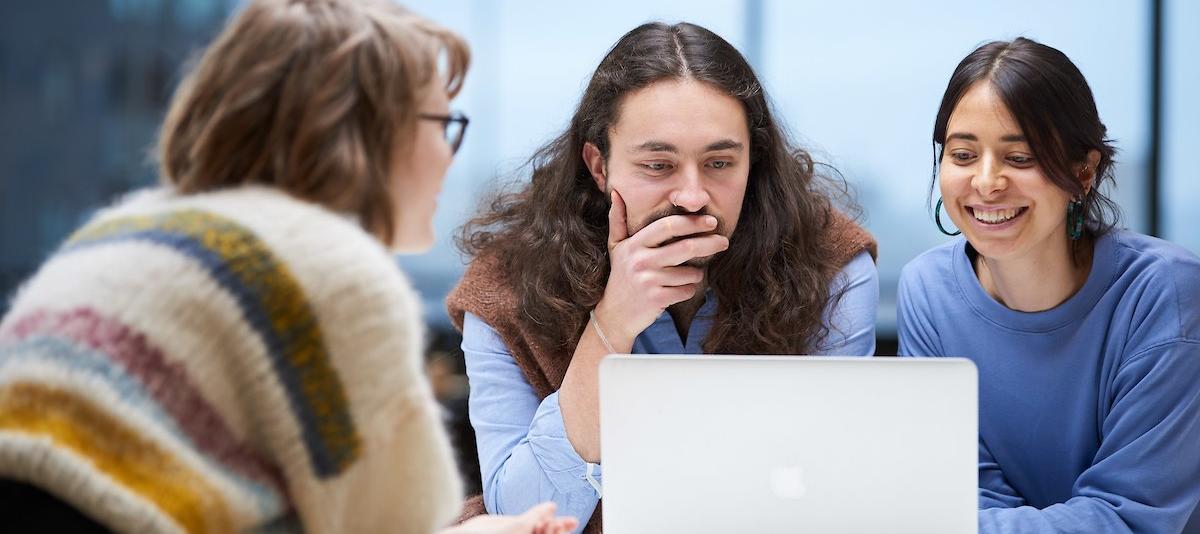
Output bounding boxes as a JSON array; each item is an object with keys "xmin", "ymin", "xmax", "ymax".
[
  {"xmin": 0, "ymin": 186, "xmax": 461, "ymax": 533},
  {"xmin": 446, "ymin": 208, "xmax": 877, "ymax": 532}
]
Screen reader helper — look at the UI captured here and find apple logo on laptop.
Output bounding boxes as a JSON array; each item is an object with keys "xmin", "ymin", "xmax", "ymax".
[{"xmin": 769, "ymin": 465, "xmax": 807, "ymax": 500}]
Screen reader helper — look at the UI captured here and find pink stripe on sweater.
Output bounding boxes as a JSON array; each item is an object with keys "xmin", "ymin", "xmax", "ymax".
[{"xmin": 0, "ymin": 307, "xmax": 287, "ymax": 499}]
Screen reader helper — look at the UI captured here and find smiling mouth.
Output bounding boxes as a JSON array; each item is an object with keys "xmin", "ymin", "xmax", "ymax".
[{"xmin": 967, "ymin": 206, "xmax": 1028, "ymax": 225}]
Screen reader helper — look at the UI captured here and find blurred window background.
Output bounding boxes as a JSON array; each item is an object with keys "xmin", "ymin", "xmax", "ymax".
[{"xmin": 1, "ymin": 0, "xmax": 1195, "ymax": 494}]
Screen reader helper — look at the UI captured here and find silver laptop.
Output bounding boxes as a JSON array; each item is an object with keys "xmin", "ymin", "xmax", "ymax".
[{"xmin": 599, "ymin": 355, "xmax": 977, "ymax": 534}]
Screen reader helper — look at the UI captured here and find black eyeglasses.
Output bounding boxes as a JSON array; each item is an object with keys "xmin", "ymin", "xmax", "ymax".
[{"xmin": 419, "ymin": 111, "xmax": 469, "ymax": 155}]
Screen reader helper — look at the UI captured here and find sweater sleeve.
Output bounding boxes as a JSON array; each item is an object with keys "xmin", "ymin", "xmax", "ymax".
[
  {"xmin": 462, "ymin": 312, "xmax": 599, "ymax": 533},
  {"xmin": 813, "ymin": 250, "xmax": 878, "ymax": 356},
  {"xmin": 978, "ymin": 340, "xmax": 1200, "ymax": 534},
  {"xmin": 287, "ymin": 272, "xmax": 463, "ymax": 534},
  {"xmin": 977, "ymin": 435, "xmax": 1027, "ymax": 510}
]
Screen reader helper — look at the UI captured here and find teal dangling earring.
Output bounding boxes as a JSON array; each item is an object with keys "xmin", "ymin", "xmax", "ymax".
[
  {"xmin": 1066, "ymin": 196, "xmax": 1085, "ymax": 240},
  {"xmin": 935, "ymin": 198, "xmax": 961, "ymax": 236}
]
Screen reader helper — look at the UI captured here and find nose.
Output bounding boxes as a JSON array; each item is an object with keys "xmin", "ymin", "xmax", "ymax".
[
  {"xmin": 971, "ymin": 154, "xmax": 1007, "ymax": 197},
  {"xmin": 669, "ymin": 165, "xmax": 711, "ymax": 212}
]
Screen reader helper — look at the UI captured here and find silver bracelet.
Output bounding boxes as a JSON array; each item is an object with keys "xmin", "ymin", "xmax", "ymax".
[{"xmin": 589, "ymin": 309, "xmax": 618, "ymax": 354}]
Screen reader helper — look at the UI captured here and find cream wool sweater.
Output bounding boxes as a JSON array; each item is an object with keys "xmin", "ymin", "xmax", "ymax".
[{"xmin": 0, "ymin": 186, "xmax": 461, "ymax": 533}]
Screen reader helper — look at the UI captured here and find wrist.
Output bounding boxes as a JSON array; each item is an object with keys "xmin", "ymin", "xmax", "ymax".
[
  {"xmin": 589, "ymin": 310, "xmax": 618, "ymax": 354},
  {"xmin": 591, "ymin": 300, "xmax": 636, "ymax": 351}
]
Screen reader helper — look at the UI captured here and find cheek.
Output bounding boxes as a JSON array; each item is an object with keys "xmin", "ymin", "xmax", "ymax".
[
  {"xmin": 418, "ymin": 140, "xmax": 452, "ymax": 190},
  {"xmin": 421, "ymin": 144, "xmax": 448, "ymax": 179},
  {"xmin": 609, "ymin": 176, "xmax": 669, "ymax": 210},
  {"xmin": 703, "ymin": 176, "xmax": 747, "ymax": 234},
  {"xmin": 605, "ymin": 167, "xmax": 651, "ymax": 192},
  {"xmin": 625, "ymin": 202, "xmax": 662, "ymax": 233},
  {"xmin": 939, "ymin": 166, "xmax": 970, "ymax": 198},
  {"xmin": 413, "ymin": 123, "xmax": 452, "ymax": 175},
  {"xmin": 715, "ymin": 175, "xmax": 748, "ymax": 210},
  {"xmin": 1032, "ymin": 187, "xmax": 1070, "ymax": 217}
]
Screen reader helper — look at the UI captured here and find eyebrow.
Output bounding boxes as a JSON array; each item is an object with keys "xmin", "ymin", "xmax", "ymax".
[
  {"xmin": 632, "ymin": 139, "xmax": 745, "ymax": 153},
  {"xmin": 946, "ymin": 132, "xmax": 1027, "ymax": 143},
  {"xmin": 633, "ymin": 141, "xmax": 677, "ymax": 153},
  {"xmin": 705, "ymin": 139, "xmax": 744, "ymax": 152}
]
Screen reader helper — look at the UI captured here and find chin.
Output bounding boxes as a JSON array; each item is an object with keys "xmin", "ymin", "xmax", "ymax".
[{"xmin": 963, "ymin": 234, "xmax": 1024, "ymax": 261}]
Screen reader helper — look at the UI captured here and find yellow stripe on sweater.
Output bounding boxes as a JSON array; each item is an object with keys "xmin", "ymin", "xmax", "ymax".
[
  {"xmin": 0, "ymin": 382, "xmax": 234, "ymax": 533},
  {"xmin": 64, "ymin": 209, "xmax": 360, "ymax": 476}
]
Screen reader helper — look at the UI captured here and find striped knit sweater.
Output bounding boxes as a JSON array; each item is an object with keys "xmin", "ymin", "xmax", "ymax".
[{"xmin": 0, "ymin": 186, "xmax": 462, "ymax": 533}]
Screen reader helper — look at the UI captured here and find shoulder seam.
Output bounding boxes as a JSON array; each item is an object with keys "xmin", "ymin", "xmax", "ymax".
[{"xmin": 1122, "ymin": 337, "xmax": 1200, "ymax": 369}]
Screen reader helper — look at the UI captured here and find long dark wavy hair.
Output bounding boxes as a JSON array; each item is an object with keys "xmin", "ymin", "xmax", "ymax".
[
  {"xmin": 459, "ymin": 22, "xmax": 852, "ymax": 355},
  {"xmin": 932, "ymin": 37, "xmax": 1121, "ymax": 253}
]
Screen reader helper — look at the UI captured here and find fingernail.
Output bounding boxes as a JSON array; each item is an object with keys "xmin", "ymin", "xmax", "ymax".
[{"xmin": 705, "ymin": 215, "xmax": 717, "ymax": 226}]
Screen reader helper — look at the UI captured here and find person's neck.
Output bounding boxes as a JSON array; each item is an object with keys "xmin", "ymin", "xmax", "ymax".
[
  {"xmin": 667, "ymin": 277, "xmax": 709, "ymax": 345},
  {"xmin": 973, "ymin": 234, "xmax": 1094, "ymax": 313}
]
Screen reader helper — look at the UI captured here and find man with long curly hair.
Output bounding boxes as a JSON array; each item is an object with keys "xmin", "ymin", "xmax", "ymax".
[{"xmin": 447, "ymin": 22, "xmax": 878, "ymax": 533}]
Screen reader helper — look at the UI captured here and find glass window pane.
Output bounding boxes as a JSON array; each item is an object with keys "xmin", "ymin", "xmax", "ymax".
[{"xmin": 1163, "ymin": 0, "xmax": 1199, "ymax": 253}]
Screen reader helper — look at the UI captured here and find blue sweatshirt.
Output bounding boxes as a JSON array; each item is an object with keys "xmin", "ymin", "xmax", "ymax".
[{"xmin": 898, "ymin": 230, "xmax": 1200, "ymax": 534}]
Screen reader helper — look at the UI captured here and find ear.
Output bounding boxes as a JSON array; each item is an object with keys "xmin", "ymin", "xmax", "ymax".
[
  {"xmin": 582, "ymin": 142, "xmax": 608, "ymax": 192},
  {"xmin": 1080, "ymin": 149, "xmax": 1101, "ymax": 194}
]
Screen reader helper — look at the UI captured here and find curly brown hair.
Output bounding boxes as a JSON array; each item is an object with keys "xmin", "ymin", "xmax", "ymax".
[{"xmin": 459, "ymin": 22, "xmax": 853, "ymax": 355}]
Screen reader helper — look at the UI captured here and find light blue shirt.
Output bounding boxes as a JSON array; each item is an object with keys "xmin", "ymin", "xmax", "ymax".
[
  {"xmin": 898, "ymin": 230, "xmax": 1200, "ymax": 534},
  {"xmin": 462, "ymin": 251, "xmax": 877, "ymax": 530}
]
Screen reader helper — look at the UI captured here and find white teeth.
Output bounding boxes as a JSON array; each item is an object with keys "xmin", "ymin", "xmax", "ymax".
[{"xmin": 973, "ymin": 207, "xmax": 1020, "ymax": 223}]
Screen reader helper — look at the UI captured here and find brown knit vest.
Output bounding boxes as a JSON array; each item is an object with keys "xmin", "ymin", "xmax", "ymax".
[{"xmin": 446, "ymin": 209, "xmax": 876, "ymax": 533}]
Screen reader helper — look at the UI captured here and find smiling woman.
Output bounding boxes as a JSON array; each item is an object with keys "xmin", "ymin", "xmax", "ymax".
[
  {"xmin": 937, "ymin": 81, "xmax": 1102, "ymax": 311},
  {"xmin": 931, "ymin": 38, "xmax": 1119, "ymax": 272},
  {"xmin": 898, "ymin": 37, "xmax": 1200, "ymax": 534}
]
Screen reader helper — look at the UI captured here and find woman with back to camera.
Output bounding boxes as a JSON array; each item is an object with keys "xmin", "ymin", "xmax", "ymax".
[
  {"xmin": 898, "ymin": 37, "xmax": 1200, "ymax": 533},
  {"xmin": 0, "ymin": 0, "xmax": 575, "ymax": 532}
]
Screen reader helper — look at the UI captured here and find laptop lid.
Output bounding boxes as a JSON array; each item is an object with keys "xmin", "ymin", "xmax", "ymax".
[{"xmin": 599, "ymin": 355, "xmax": 977, "ymax": 534}]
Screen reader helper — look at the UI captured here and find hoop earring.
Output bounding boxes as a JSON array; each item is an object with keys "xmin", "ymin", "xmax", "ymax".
[
  {"xmin": 935, "ymin": 198, "xmax": 961, "ymax": 236},
  {"xmin": 1066, "ymin": 196, "xmax": 1085, "ymax": 240}
]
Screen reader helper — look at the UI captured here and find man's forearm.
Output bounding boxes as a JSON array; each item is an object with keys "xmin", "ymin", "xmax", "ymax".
[{"xmin": 557, "ymin": 308, "xmax": 635, "ymax": 463}]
